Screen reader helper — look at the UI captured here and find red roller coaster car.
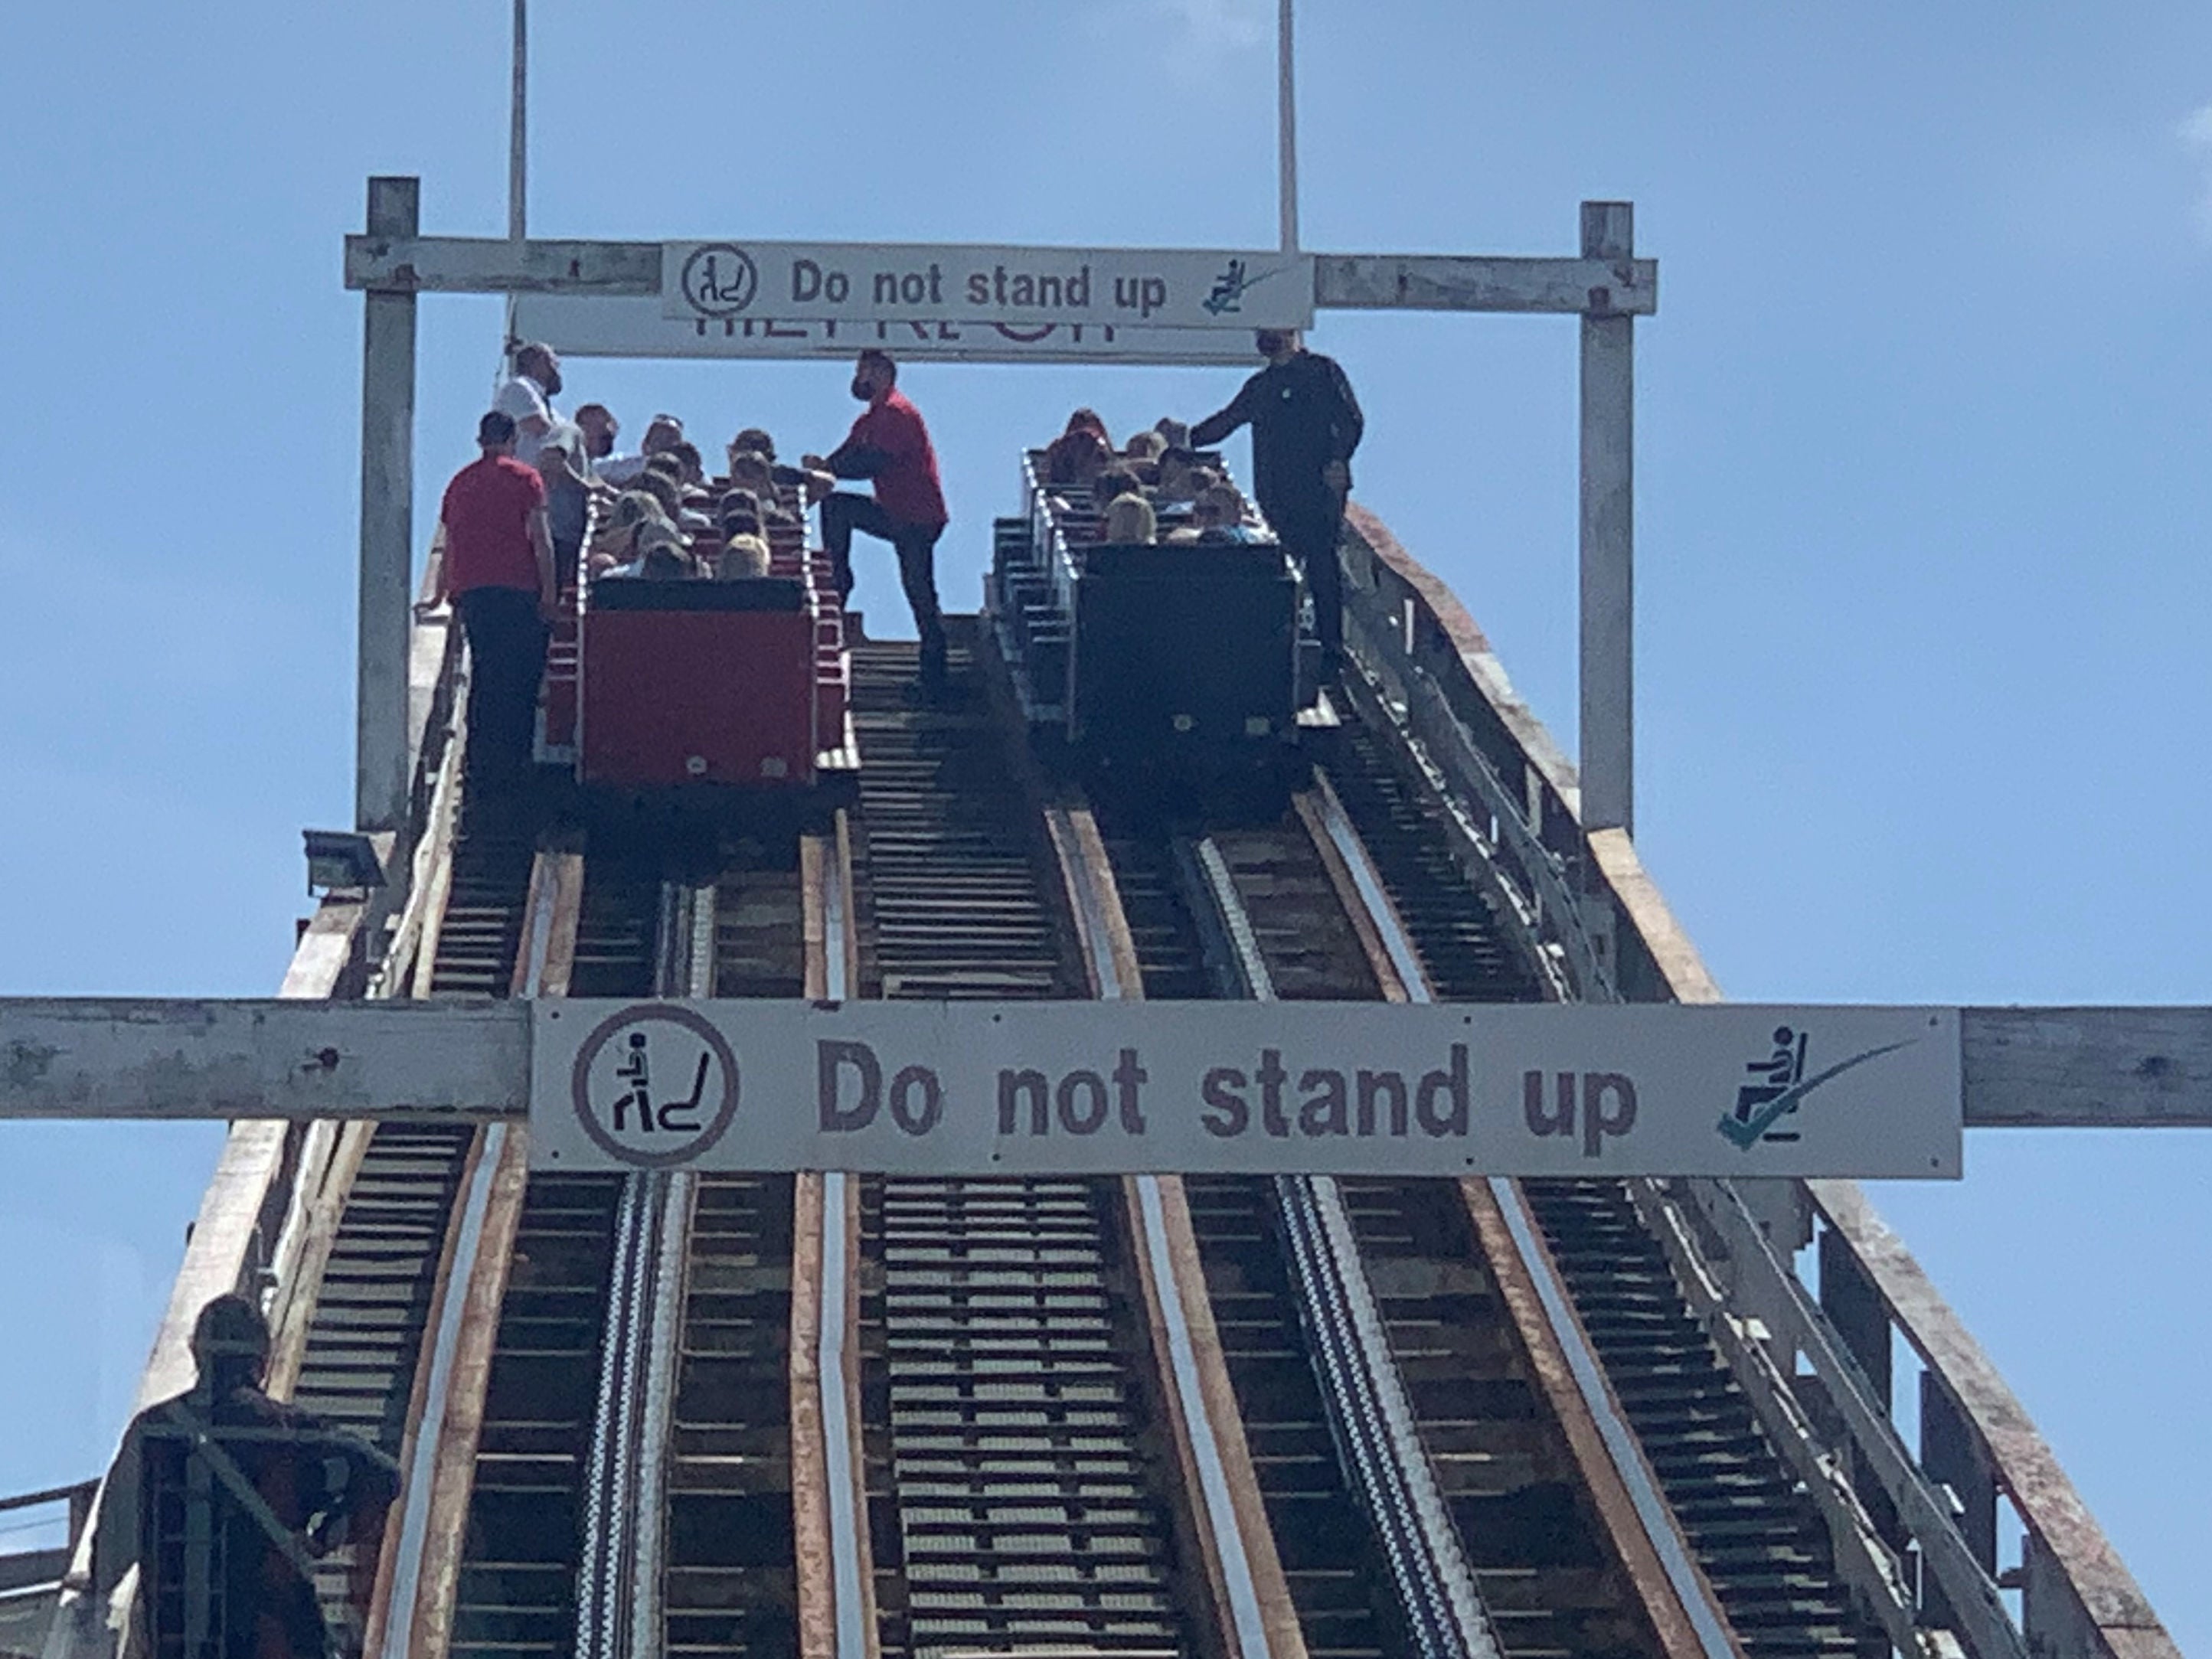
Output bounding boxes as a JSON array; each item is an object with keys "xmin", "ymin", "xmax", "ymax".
[{"xmin": 538, "ymin": 522, "xmax": 854, "ymax": 798}]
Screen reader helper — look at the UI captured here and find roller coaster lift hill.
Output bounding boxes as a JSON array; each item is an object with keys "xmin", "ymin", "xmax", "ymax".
[{"xmin": 5, "ymin": 21, "xmax": 2209, "ymax": 1659}]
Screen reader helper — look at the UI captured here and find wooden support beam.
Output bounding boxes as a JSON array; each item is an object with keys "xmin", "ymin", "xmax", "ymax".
[
  {"xmin": 3, "ymin": 998, "xmax": 2210, "ymax": 1127},
  {"xmin": 345, "ymin": 232, "xmax": 1655, "ymax": 317},
  {"xmin": 1808, "ymin": 1180, "xmax": 2181, "ymax": 1659},
  {"xmin": 0, "ymin": 999, "xmax": 528, "ymax": 1123},
  {"xmin": 357, "ymin": 177, "xmax": 418, "ymax": 833},
  {"xmin": 1580, "ymin": 202, "xmax": 1638, "ymax": 834},
  {"xmin": 1340, "ymin": 504, "xmax": 2183, "ymax": 1658},
  {"xmin": 345, "ymin": 233, "xmax": 660, "ymax": 295},
  {"xmin": 1960, "ymin": 1006, "xmax": 2212, "ymax": 1126},
  {"xmin": 1315, "ymin": 252, "xmax": 1657, "ymax": 315}
]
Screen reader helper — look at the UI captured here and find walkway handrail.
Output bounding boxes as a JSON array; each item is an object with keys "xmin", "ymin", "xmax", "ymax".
[{"xmin": 1341, "ymin": 503, "xmax": 2178, "ymax": 1659}]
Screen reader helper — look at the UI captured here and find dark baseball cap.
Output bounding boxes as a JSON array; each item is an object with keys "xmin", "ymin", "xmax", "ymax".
[{"xmin": 478, "ymin": 410, "xmax": 518, "ymax": 446}]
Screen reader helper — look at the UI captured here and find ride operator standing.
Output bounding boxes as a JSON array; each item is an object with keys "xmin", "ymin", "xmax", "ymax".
[
  {"xmin": 433, "ymin": 410, "xmax": 560, "ymax": 790},
  {"xmin": 805, "ymin": 349, "xmax": 951, "ymax": 691},
  {"xmin": 80, "ymin": 1295, "xmax": 400, "ymax": 1659},
  {"xmin": 1191, "ymin": 328, "xmax": 1364, "ymax": 683}
]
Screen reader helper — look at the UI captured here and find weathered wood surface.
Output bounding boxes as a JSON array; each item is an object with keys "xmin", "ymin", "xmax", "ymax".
[
  {"xmin": 0, "ymin": 998, "xmax": 527, "ymax": 1122},
  {"xmin": 1961, "ymin": 1006, "xmax": 2212, "ymax": 1126},
  {"xmin": 345, "ymin": 230, "xmax": 1658, "ymax": 318},
  {"xmin": 1318, "ymin": 253, "xmax": 1658, "ymax": 314},
  {"xmin": 345, "ymin": 234, "xmax": 661, "ymax": 295},
  {"xmin": 1808, "ymin": 1180, "xmax": 2178, "ymax": 1655},
  {"xmin": 1461, "ymin": 1181, "xmax": 1726, "ymax": 1659},
  {"xmin": 358, "ymin": 176, "xmax": 419, "ymax": 834},
  {"xmin": 5, "ymin": 997, "xmax": 2210, "ymax": 1127},
  {"xmin": 1358, "ymin": 503, "xmax": 2182, "ymax": 1659}
]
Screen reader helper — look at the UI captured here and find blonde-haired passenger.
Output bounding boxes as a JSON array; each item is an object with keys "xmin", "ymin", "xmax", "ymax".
[{"xmin": 1101, "ymin": 493, "xmax": 1157, "ymax": 545}]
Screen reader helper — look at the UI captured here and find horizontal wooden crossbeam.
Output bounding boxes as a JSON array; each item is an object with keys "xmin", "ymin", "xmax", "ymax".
[
  {"xmin": 342, "ymin": 236, "xmax": 1658, "ymax": 316},
  {"xmin": 0, "ymin": 999, "xmax": 2201, "ymax": 1128}
]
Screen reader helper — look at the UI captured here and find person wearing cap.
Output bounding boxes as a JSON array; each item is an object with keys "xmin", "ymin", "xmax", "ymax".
[
  {"xmin": 1191, "ymin": 328, "xmax": 1364, "ymax": 679},
  {"xmin": 804, "ymin": 350, "xmax": 952, "ymax": 687},
  {"xmin": 435, "ymin": 410, "xmax": 559, "ymax": 787},
  {"xmin": 495, "ymin": 341, "xmax": 564, "ymax": 465},
  {"xmin": 79, "ymin": 1294, "xmax": 400, "ymax": 1659}
]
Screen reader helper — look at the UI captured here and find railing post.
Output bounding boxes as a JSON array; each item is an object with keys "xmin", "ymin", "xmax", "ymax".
[
  {"xmin": 357, "ymin": 176, "xmax": 420, "ymax": 833},
  {"xmin": 1578, "ymin": 201, "xmax": 1635, "ymax": 834}
]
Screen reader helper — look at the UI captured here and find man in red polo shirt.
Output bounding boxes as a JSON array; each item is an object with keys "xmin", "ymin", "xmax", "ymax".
[
  {"xmin": 435, "ymin": 410, "xmax": 558, "ymax": 785},
  {"xmin": 805, "ymin": 350, "xmax": 950, "ymax": 688}
]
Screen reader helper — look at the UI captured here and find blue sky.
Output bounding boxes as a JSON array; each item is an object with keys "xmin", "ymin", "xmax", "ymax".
[{"xmin": 2, "ymin": 1, "xmax": 2207, "ymax": 1644}]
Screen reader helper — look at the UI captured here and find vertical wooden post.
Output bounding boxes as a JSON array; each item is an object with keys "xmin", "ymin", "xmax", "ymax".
[
  {"xmin": 357, "ymin": 177, "xmax": 419, "ymax": 832},
  {"xmin": 1579, "ymin": 201, "xmax": 1635, "ymax": 834},
  {"xmin": 1819, "ymin": 1223, "xmax": 1908, "ymax": 1553},
  {"xmin": 1277, "ymin": 0, "xmax": 1298, "ymax": 253},
  {"xmin": 1920, "ymin": 1371, "xmax": 1998, "ymax": 1630}
]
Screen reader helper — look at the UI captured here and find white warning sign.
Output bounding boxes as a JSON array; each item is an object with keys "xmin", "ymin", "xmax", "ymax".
[{"xmin": 530, "ymin": 1001, "xmax": 1963, "ymax": 1179}]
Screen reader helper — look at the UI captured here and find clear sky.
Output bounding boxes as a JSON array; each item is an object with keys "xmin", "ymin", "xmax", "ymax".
[{"xmin": 2, "ymin": 1, "xmax": 2206, "ymax": 1645}]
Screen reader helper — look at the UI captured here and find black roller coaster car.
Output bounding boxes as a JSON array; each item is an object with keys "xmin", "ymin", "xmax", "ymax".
[{"xmin": 988, "ymin": 450, "xmax": 1325, "ymax": 797}]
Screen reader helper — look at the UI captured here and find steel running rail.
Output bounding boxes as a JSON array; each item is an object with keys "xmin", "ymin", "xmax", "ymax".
[
  {"xmin": 1181, "ymin": 833, "xmax": 1501, "ymax": 1659},
  {"xmin": 812, "ymin": 821, "xmax": 870, "ymax": 1659},
  {"xmin": 571, "ymin": 882, "xmax": 708, "ymax": 1659},
  {"xmin": 1302, "ymin": 779, "xmax": 1740, "ymax": 1659},
  {"xmin": 1047, "ymin": 802, "xmax": 1276, "ymax": 1659}
]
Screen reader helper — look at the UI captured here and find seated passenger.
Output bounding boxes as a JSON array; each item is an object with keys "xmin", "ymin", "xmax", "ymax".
[
  {"xmin": 1044, "ymin": 410, "xmax": 1114, "ymax": 485},
  {"xmin": 634, "ymin": 467, "xmax": 686, "ymax": 524},
  {"xmin": 643, "ymin": 452, "xmax": 713, "ymax": 530},
  {"xmin": 1122, "ymin": 429, "xmax": 1166, "ymax": 478},
  {"xmin": 664, "ymin": 440, "xmax": 707, "ymax": 489},
  {"xmin": 589, "ymin": 489, "xmax": 668, "ymax": 563},
  {"xmin": 609, "ymin": 521, "xmax": 696, "ymax": 580},
  {"xmin": 716, "ymin": 531, "xmax": 773, "ymax": 580},
  {"xmin": 574, "ymin": 403, "xmax": 624, "ymax": 481},
  {"xmin": 1153, "ymin": 416, "xmax": 1191, "ymax": 452},
  {"xmin": 1101, "ymin": 493, "xmax": 1157, "ymax": 545},
  {"xmin": 598, "ymin": 413, "xmax": 684, "ymax": 485},
  {"xmin": 725, "ymin": 451, "xmax": 778, "ymax": 501},
  {"xmin": 1155, "ymin": 447, "xmax": 1209, "ymax": 503},
  {"xmin": 1090, "ymin": 467, "xmax": 1145, "ymax": 514},
  {"xmin": 1168, "ymin": 482, "xmax": 1263, "ymax": 545},
  {"xmin": 728, "ymin": 428, "xmax": 835, "ymax": 503}
]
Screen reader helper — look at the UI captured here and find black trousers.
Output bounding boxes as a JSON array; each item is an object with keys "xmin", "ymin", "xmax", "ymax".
[
  {"xmin": 820, "ymin": 492, "xmax": 946, "ymax": 665},
  {"xmin": 457, "ymin": 586, "xmax": 549, "ymax": 780},
  {"xmin": 1267, "ymin": 489, "xmax": 1348, "ymax": 665}
]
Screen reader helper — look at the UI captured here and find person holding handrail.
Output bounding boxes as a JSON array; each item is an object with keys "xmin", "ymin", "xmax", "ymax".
[{"xmin": 1191, "ymin": 328, "xmax": 1364, "ymax": 682}]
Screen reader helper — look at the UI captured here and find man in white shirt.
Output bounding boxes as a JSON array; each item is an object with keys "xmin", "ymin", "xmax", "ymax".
[{"xmin": 494, "ymin": 342, "xmax": 564, "ymax": 465}]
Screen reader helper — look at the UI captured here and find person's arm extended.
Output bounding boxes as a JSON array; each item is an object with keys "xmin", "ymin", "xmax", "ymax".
[
  {"xmin": 822, "ymin": 439, "xmax": 894, "ymax": 480},
  {"xmin": 530, "ymin": 508, "xmax": 557, "ymax": 616},
  {"xmin": 1189, "ymin": 374, "xmax": 1261, "ymax": 449}
]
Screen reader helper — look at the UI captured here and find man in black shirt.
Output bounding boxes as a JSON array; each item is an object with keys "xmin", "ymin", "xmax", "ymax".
[
  {"xmin": 1191, "ymin": 328, "xmax": 1364, "ymax": 680},
  {"xmin": 85, "ymin": 1295, "xmax": 401, "ymax": 1659}
]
